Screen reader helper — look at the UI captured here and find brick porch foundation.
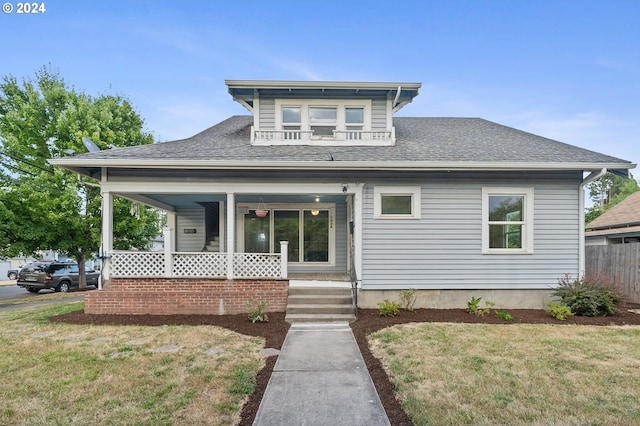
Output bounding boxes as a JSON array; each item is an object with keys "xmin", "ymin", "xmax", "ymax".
[{"xmin": 84, "ymin": 278, "xmax": 289, "ymax": 315}]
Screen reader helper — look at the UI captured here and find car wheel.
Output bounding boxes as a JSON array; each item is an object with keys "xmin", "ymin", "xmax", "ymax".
[
  {"xmin": 56, "ymin": 281, "xmax": 71, "ymax": 293},
  {"xmin": 8, "ymin": 272, "xmax": 17, "ymax": 280},
  {"xmin": 26, "ymin": 287, "xmax": 40, "ymax": 293}
]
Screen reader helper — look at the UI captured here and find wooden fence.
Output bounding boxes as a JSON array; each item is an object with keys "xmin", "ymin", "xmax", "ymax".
[{"xmin": 585, "ymin": 243, "xmax": 640, "ymax": 303}]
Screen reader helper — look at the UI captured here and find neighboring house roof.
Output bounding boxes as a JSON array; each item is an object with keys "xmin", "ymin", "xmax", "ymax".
[
  {"xmin": 51, "ymin": 116, "xmax": 634, "ymax": 177},
  {"xmin": 585, "ymin": 191, "xmax": 640, "ymax": 238}
]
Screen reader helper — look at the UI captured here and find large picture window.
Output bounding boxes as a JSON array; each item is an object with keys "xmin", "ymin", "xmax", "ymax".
[
  {"xmin": 240, "ymin": 204, "xmax": 335, "ymax": 264},
  {"xmin": 482, "ymin": 187, "xmax": 534, "ymax": 254}
]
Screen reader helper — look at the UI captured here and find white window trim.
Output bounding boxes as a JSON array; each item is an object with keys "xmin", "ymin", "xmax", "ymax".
[
  {"xmin": 482, "ymin": 187, "xmax": 534, "ymax": 254},
  {"xmin": 374, "ymin": 186, "xmax": 422, "ymax": 219},
  {"xmin": 275, "ymin": 99, "xmax": 371, "ymax": 134},
  {"xmin": 236, "ymin": 203, "xmax": 336, "ymax": 266}
]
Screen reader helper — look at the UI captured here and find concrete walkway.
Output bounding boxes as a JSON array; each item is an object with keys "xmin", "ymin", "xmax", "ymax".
[{"xmin": 253, "ymin": 322, "xmax": 390, "ymax": 426}]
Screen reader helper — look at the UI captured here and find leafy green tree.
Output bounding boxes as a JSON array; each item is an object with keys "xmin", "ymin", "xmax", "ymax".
[
  {"xmin": 0, "ymin": 66, "xmax": 161, "ymax": 287},
  {"xmin": 585, "ymin": 172, "xmax": 639, "ymax": 224}
]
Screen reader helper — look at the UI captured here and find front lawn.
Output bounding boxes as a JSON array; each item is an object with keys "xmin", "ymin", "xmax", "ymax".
[
  {"xmin": 0, "ymin": 302, "xmax": 265, "ymax": 425},
  {"xmin": 369, "ymin": 323, "xmax": 640, "ymax": 425}
]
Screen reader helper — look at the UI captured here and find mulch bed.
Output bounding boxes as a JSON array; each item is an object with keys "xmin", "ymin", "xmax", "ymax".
[{"xmin": 50, "ymin": 303, "xmax": 640, "ymax": 426}]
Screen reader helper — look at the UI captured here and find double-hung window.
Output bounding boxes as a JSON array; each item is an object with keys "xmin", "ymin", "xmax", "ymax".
[
  {"xmin": 345, "ymin": 107, "xmax": 364, "ymax": 139},
  {"xmin": 309, "ymin": 107, "xmax": 337, "ymax": 137},
  {"xmin": 282, "ymin": 107, "xmax": 302, "ymax": 139},
  {"xmin": 482, "ymin": 187, "xmax": 534, "ymax": 253}
]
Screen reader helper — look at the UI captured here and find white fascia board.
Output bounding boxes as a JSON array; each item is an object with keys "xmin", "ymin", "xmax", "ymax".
[
  {"xmin": 51, "ymin": 158, "xmax": 636, "ymax": 173},
  {"xmin": 225, "ymin": 80, "xmax": 422, "ymax": 91}
]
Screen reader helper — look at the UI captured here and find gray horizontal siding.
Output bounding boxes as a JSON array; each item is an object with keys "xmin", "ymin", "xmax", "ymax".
[
  {"xmin": 361, "ymin": 177, "xmax": 580, "ymax": 290},
  {"xmin": 176, "ymin": 208, "xmax": 205, "ymax": 252},
  {"xmin": 259, "ymin": 98, "xmax": 275, "ymax": 130},
  {"xmin": 371, "ymin": 99, "xmax": 387, "ymax": 131}
]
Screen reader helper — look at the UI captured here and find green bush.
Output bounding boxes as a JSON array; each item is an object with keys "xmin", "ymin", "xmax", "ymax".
[
  {"xmin": 378, "ymin": 299, "xmax": 401, "ymax": 317},
  {"xmin": 546, "ymin": 302, "xmax": 574, "ymax": 321},
  {"xmin": 495, "ymin": 310, "xmax": 513, "ymax": 322},
  {"xmin": 399, "ymin": 288, "xmax": 417, "ymax": 312},
  {"xmin": 245, "ymin": 299, "xmax": 269, "ymax": 323},
  {"xmin": 553, "ymin": 274, "xmax": 623, "ymax": 316},
  {"xmin": 467, "ymin": 297, "xmax": 494, "ymax": 316}
]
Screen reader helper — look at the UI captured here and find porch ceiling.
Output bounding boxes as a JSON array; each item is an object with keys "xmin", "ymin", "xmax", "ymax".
[{"xmin": 137, "ymin": 193, "xmax": 347, "ymax": 208}]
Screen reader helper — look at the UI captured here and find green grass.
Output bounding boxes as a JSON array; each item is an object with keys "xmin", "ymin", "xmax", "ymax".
[
  {"xmin": 0, "ymin": 303, "xmax": 265, "ymax": 425},
  {"xmin": 369, "ymin": 323, "xmax": 640, "ymax": 425}
]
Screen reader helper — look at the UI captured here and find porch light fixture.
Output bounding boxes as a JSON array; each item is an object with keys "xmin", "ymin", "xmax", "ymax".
[
  {"xmin": 255, "ymin": 197, "xmax": 269, "ymax": 217},
  {"xmin": 315, "ymin": 195, "xmax": 320, "ymax": 202},
  {"xmin": 311, "ymin": 209, "xmax": 320, "ymax": 216}
]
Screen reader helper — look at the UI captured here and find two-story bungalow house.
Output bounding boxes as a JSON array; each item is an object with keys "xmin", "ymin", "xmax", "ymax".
[{"xmin": 51, "ymin": 80, "xmax": 635, "ymax": 319}]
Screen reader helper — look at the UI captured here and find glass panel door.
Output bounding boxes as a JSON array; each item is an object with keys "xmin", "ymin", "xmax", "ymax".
[
  {"xmin": 244, "ymin": 211, "xmax": 270, "ymax": 253},
  {"xmin": 274, "ymin": 210, "xmax": 300, "ymax": 262},
  {"xmin": 303, "ymin": 210, "xmax": 329, "ymax": 262}
]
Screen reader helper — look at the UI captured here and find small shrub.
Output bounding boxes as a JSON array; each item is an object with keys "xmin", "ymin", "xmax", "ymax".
[
  {"xmin": 378, "ymin": 299, "xmax": 400, "ymax": 317},
  {"xmin": 246, "ymin": 299, "xmax": 269, "ymax": 323},
  {"xmin": 399, "ymin": 288, "xmax": 417, "ymax": 312},
  {"xmin": 495, "ymin": 310, "xmax": 513, "ymax": 322},
  {"xmin": 553, "ymin": 273, "xmax": 623, "ymax": 316},
  {"xmin": 546, "ymin": 302, "xmax": 574, "ymax": 321},
  {"xmin": 467, "ymin": 297, "xmax": 493, "ymax": 316}
]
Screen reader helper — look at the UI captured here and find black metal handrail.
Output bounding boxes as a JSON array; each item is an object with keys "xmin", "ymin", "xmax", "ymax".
[{"xmin": 350, "ymin": 246, "xmax": 358, "ymax": 318}]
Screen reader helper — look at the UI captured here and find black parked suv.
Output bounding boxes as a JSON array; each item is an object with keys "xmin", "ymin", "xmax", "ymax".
[{"xmin": 17, "ymin": 261, "xmax": 100, "ymax": 293}]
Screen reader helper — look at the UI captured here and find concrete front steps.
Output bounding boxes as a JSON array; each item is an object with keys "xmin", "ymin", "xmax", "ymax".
[{"xmin": 285, "ymin": 287, "xmax": 356, "ymax": 323}]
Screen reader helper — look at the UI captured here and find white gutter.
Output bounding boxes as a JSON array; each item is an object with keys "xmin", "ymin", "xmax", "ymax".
[
  {"xmin": 49, "ymin": 158, "xmax": 636, "ymax": 173},
  {"xmin": 578, "ymin": 168, "xmax": 608, "ymax": 275}
]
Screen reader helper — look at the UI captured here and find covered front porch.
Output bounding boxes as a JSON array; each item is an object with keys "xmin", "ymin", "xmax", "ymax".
[
  {"xmin": 100, "ymin": 183, "xmax": 362, "ymax": 281},
  {"xmin": 89, "ymin": 182, "xmax": 362, "ymax": 315}
]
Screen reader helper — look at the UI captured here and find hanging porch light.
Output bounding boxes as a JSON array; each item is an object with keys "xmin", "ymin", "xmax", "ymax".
[{"xmin": 255, "ymin": 197, "xmax": 269, "ymax": 217}]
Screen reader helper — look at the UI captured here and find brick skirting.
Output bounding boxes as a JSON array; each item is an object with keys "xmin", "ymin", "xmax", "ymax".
[{"xmin": 84, "ymin": 278, "xmax": 289, "ymax": 315}]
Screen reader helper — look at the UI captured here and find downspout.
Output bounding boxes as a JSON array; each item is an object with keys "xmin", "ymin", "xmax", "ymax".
[
  {"xmin": 579, "ymin": 168, "xmax": 607, "ymax": 274},
  {"xmin": 391, "ymin": 86, "xmax": 402, "ymax": 113},
  {"xmin": 392, "ymin": 85, "xmax": 402, "ymax": 109}
]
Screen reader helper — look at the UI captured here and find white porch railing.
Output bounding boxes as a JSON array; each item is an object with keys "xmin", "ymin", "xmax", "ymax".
[
  {"xmin": 109, "ymin": 250, "xmax": 286, "ymax": 279},
  {"xmin": 252, "ymin": 127, "xmax": 394, "ymax": 145}
]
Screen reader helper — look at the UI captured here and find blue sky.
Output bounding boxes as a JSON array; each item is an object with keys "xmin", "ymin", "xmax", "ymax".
[{"xmin": 1, "ymin": 0, "xmax": 639, "ymax": 172}]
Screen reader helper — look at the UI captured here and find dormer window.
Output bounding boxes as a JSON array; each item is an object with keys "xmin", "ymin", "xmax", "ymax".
[
  {"xmin": 275, "ymin": 100, "xmax": 371, "ymax": 143},
  {"xmin": 227, "ymin": 79, "xmax": 421, "ymax": 147},
  {"xmin": 282, "ymin": 107, "xmax": 302, "ymax": 140},
  {"xmin": 345, "ymin": 107, "xmax": 364, "ymax": 139},
  {"xmin": 309, "ymin": 107, "xmax": 337, "ymax": 137}
]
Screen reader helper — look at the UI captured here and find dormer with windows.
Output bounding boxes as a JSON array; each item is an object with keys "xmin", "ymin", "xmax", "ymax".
[{"xmin": 226, "ymin": 80, "xmax": 421, "ymax": 146}]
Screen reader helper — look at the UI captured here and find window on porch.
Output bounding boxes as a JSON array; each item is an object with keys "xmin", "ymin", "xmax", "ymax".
[{"xmin": 243, "ymin": 208, "xmax": 332, "ymax": 264}]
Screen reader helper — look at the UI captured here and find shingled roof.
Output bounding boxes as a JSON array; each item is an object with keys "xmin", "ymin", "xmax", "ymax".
[
  {"xmin": 51, "ymin": 115, "xmax": 634, "ymax": 176},
  {"xmin": 586, "ymin": 192, "xmax": 640, "ymax": 237}
]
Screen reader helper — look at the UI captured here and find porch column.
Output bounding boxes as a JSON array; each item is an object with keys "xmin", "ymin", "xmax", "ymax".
[
  {"xmin": 163, "ymin": 226, "xmax": 173, "ymax": 277},
  {"xmin": 279, "ymin": 241, "xmax": 288, "ymax": 279},
  {"xmin": 166, "ymin": 212, "xmax": 177, "ymax": 252},
  {"xmin": 100, "ymin": 190, "xmax": 113, "ymax": 286},
  {"xmin": 226, "ymin": 192, "xmax": 235, "ymax": 279}
]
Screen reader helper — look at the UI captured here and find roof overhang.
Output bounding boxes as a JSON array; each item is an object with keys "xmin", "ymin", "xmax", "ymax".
[
  {"xmin": 225, "ymin": 79, "xmax": 421, "ymax": 113},
  {"xmin": 50, "ymin": 157, "xmax": 636, "ymax": 179}
]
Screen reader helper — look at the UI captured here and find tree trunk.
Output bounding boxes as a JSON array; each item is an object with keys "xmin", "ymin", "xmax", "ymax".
[{"xmin": 77, "ymin": 252, "xmax": 87, "ymax": 289}]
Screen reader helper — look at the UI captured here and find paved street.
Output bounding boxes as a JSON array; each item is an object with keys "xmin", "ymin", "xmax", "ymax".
[{"xmin": 0, "ymin": 280, "xmax": 85, "ymax": 311}]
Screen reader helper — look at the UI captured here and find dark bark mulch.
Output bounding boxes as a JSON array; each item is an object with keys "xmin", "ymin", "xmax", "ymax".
[{"xmin": 50, "ymin": 303, "xmax": 640, "ymax": 426}]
